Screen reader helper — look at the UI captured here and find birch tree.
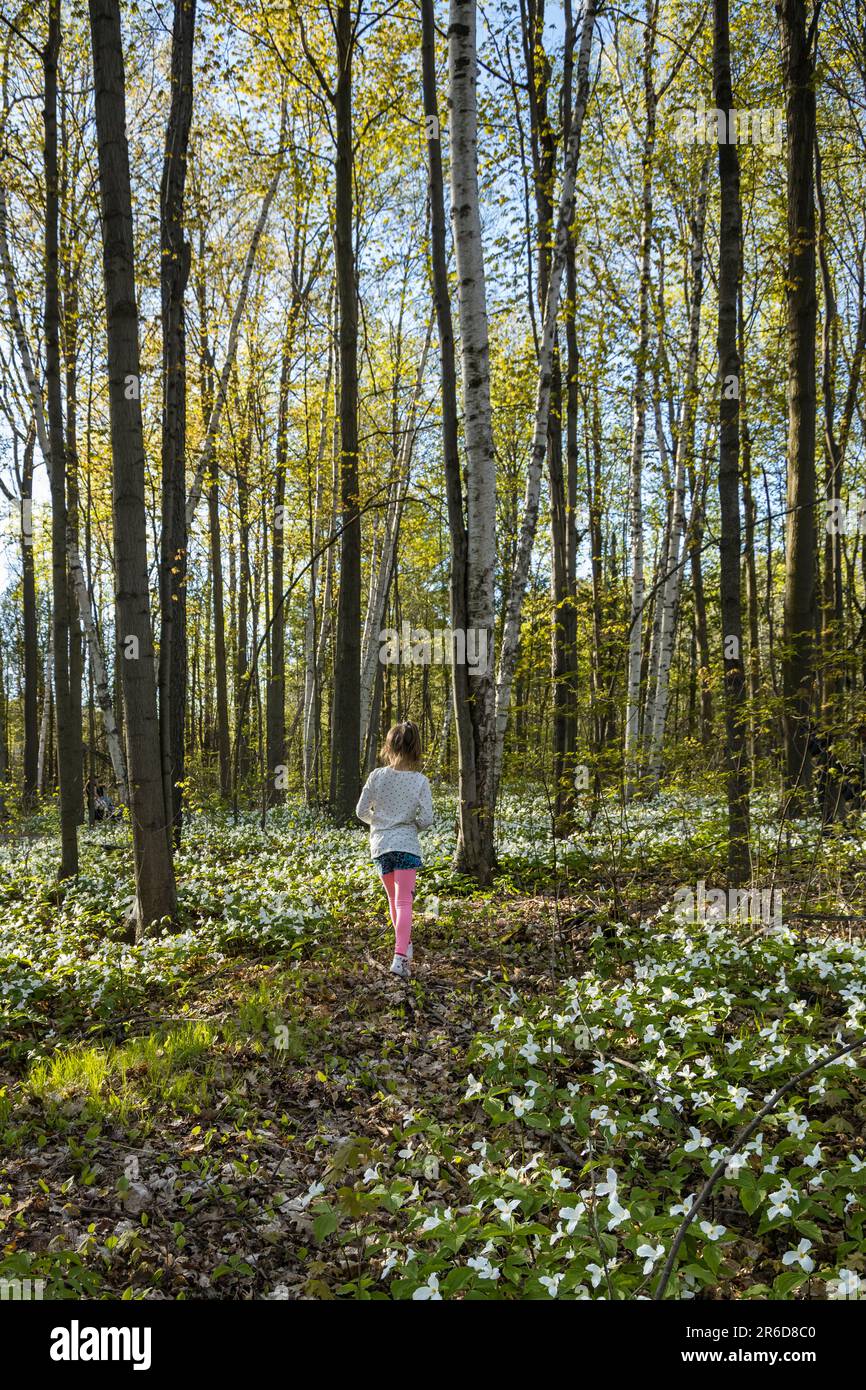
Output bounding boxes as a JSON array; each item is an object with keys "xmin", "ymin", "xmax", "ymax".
[
  {"xmin": 422, "ymin": 0, "xmax": 481, "ymax": 873},
  {"xmin": 448, "ymin": 0, "xmax": 501, "ymax": 878}
]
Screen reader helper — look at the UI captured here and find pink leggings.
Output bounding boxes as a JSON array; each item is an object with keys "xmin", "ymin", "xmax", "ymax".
[{"xmin": 382, "ymin": 870, "xmax": 417, "ymax": 957}]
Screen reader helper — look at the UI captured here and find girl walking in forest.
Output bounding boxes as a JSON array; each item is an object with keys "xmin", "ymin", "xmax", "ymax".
[{"xmin": 355, "ymin": 721, "xmax": 434, "ymax": 979}]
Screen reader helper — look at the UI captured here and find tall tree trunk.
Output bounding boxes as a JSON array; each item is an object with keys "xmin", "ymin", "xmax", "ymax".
[
  {"xmin": 421, "ymin": 0, "xmax": 482, "ymax": 873},
  {"xmin": 159, "ymin": 0, "xmax": 196, "ymax": 847},
  {"xmin": 624, "ymin": 0, "xmax": 658, "ymax": 799},
  {"xmin": 235, "ymin": 398, "xmax": 251, "ymax": 790},
  {"xmin": 267, "ymin": 324, "xmax": 293, "ymax": 802},
  {"xmin": 562, "ymin": 0, "xmax": 581, "ymax": 811},
  {"xmin": 739, "ymin": 273, "xmax": 762, "ymax": 765},
  {"xmin": 689, "ymin": 449, "xmax": 714, "ymax": 741},
  {"xmin": 60, "ymin": 126, "xmax": 85, "ymax": 827},
  {"xmin": 38, "ymin": 640, "xmax": 52, "ymax": 794},
  {"xmin": 448, "ymin": 0, "xmax": 500, "ymax": 879},
  {"xmin": 44, "ymin": 0, "xmax": 78, "ymax": 878},
  {"xmin": 195, "ymin": 249, "xmax": 231, "ymax": 797},
  {"xmin": 21, "ymin": 427, "xmax": 39, "ymax": 802},
  {"xmin": 714, "ymin": 0, "xmax": 750, "ymax": 877},
  {"xmin": 0, "ymin": 636, "xmax": 7, "ymax": 817},
  {"xmin": 303, "ymin": 316, "xmax": 335, "ymax": 802},
  {"xmin": 777, "ymin": 0, "xmax": 817, "ymax": 801},
  {"xmin": 89, "ymin": 0, "xmax": 177, "ymax": 933},
  {"xmin": 328, "ymin": 0, "xmax": 361, "ymax": 825}
]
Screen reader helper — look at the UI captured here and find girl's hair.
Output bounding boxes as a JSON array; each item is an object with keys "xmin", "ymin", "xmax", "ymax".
[{"xmin": 380, "ymin": 720, "xmax": 422, "ymax": 769}]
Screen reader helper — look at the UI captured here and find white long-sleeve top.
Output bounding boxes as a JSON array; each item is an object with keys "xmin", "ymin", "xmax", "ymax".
[{"xmin": 355, "ymin": 766, "xmax": 434, "ymax": 859}]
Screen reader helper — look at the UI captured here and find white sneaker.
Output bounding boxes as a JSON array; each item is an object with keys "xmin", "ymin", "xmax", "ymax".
[{"xmin": 390, "ymin": 954, "xmax": 411, "ymax": 980}]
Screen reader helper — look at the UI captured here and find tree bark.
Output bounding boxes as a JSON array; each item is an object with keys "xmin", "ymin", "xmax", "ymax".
[
  {"xmin": 714, "ymin": 0, "xmax": 750, "ymax": 877},
  {"xmin": 421, "ymin": 0, "xmax": 482, "ymax": 873},
  {"xmin": 21, "ymin": 427, "xmax": 39, "ymax": 801},
  {"xmin": 194, "ymin": 246, "xmax": 231, "ymax": 797},
  {"xmin": 89, "ymin": 0, "xmax": 177, "ymax": 932},
  {"xmin": 624, "ymin": 1, "xmax": 658, "ymax": 799},
  {"xmin": 328, "ymin": 0, "xmax": 362, "ymax": 825},
  {"xmin": 159, "ymin": 0, "xmax": 196, "ymax": 847},
  {"xmin": 777, "ymin": 0, "xmax": 818, "ymax": 801},
  {"xmin": 448, "ymin": 0, "xmax": 501, "ymax": 878},
  {"xmin": 44, "ymin": 0, "xmax": 78, "ymax": 878},
  {"xmin": 267, "ymin": 327, "xmax": 290, "ymax": 803}
]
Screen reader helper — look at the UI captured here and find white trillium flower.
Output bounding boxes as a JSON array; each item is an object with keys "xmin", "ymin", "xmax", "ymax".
[
  {"xmin": 684, "ymin": 1126, "xmax": 710, "ymax": 1153},
  {"xmin": 782, "ymin": 1239, "xmax": 814, "ymax": 1273},
  {"xmin": 827, "ymin": 1269, "xmax": 863, "ymax": 1300},
  {"xmin": 767, "ymin": 1197, "xmax": 792, "ymax": 1221},
  {"xmin": 412, "ymin": 1273, "xmax": 442, "ymax": 1301},
  {"xmin": 493, "ymin": 1197, "xmax": 520, "ymax": 1223},
  {"xmin": 594, "ymin": 1168, "xmax": 619, "ymax": 1198},
  {"xmin": 670, "ymin": 1194, "xmax": 695, "ymax": 1217},
  {"xmin": 607, "ymin": 1196, "xmax": 631, "ymax": 1230},
  {"xmin": 636, "ymin": 1242, "xmax": 665, "ymax": 1274},
  {"xmin": 558, "ymin": 1203, "xmax": 586, "ymax": 1234},
  {"xmin": 539, "ymin": 1273, "xmax": 564, "ymax": 1297}
]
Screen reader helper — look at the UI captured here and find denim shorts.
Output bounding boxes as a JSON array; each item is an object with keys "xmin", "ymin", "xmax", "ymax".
[{"xmin": 375, "ymin": 851, "xmax": 422, "ymax": 876}]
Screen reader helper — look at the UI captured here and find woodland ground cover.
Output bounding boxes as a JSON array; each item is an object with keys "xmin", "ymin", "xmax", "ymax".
[{"xmin": 1, "ymin": 789, "xmax": 865, "ymax": 1299}]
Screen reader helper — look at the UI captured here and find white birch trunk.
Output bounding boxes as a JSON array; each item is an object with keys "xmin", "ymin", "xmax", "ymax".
[
  {"xmin": 492, "ymin": 0, "xmax": 598, "ymax": 798},
  {"xmin": 449, "ymin": 0, "xmax": 498, "ymax": 823}
]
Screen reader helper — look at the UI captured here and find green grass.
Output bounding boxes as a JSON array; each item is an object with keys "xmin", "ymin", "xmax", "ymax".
[{"xmin": 25, "ymin": 1023, "xmax": 219, "ymax": 1123}]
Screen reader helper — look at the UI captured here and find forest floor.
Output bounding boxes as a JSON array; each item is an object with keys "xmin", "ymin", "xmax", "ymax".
[
  {"xmin": 2, "ymin": 792, "xmax": 866, "ymax": 1300},
  {"xmin": 1, "ymin": 885, "xmax": 564, "ymax": 1298}
]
